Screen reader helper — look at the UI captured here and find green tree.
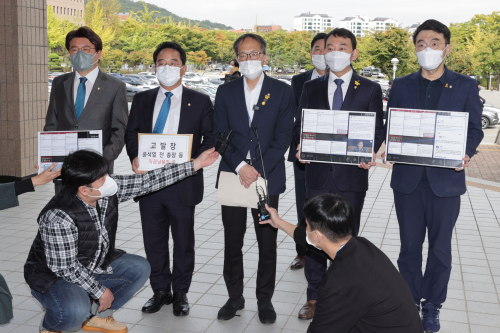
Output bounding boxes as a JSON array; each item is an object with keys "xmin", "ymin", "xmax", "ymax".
[
  {"xmin": 84, "ymin": 0, "xmax": 116, "ymax": 49},
  {"xmin": 187, "ymin": 50, "xmax": 211, "ymax": 69},
  {"xmin": 47, "ymin": 6, "xmax": 76, "ymax": 51}
]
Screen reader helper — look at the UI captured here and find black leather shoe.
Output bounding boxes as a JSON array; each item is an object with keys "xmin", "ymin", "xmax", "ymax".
[
  {"xmin": 141, "ymin": 290, "xmax": 173, "ymax": 313},
  {"xmin": 258, "ymin": 300, "xmax": 276, "ymax": 324},
  {"xmin": 217, "ymin": 296, "xmax": 245, "ymax": 320},
  {"xmin": 173, "ymin": 291, "xmax": 190, "ymax": 316}
]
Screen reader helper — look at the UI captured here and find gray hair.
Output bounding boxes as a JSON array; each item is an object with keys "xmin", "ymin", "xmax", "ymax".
[{"xmin": 233, "ymin": 33, "xmax": 267, "ymax": 56}]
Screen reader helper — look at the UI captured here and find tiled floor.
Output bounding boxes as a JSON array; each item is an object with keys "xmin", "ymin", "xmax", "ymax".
[{"xmin": 1, "ymin": 151, "xmax": 500, "ymax": 332}]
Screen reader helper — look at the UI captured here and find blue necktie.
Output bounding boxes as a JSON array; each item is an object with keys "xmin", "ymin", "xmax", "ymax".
[
  {"xmin": 75, "ymin": 77, "xmax": 87, "ymax": 120},
  {"xmin": 331, "ymin": 78, "xmax": 344, "ymax": 110},
  {"xmin": 153, "ymin": 92, "xmax": 173, "ymax": 133}
]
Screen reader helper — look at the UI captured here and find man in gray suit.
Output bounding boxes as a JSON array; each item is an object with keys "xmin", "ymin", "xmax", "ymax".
[{"xmin": 43, "ymin": 26, "xmax": 128, "ymax": 188}]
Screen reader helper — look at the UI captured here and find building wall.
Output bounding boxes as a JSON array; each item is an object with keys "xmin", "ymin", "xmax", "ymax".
[
  {"xmin": 0, "ymin": 0, "xmax": 49, "ymax": 179},
  {"xmin": 340, "ymin": 16, "xmax": 399, "ymax": 37},
  {"xmin": 47, "ymin": 0, "xmax": 84, "ymax": 22},
  {"xmin": 294, "ymin": 14, "xmax": 332, "ymax": 32}
]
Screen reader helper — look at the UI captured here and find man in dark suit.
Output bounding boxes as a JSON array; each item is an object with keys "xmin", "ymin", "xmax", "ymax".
[
  {"xmin": 287, "ymin": 33, "xmax": 326, "ymax": 272},
  {"xmin": 353, "ymin": 141, "xmax": 367, "ymax": 152},
  {"xmin": 125, "ymin": 42, "xmax": 214, "ymax": 316},
  {"xmin": 382, "ymin": 20, "xmax": 483, "ymax": 333},
  {"xmin": 213, "ymin": 33, "xmax": 295, "ymax": 324},
  {"xmin": 293, "ymin": 28, "xmax": 385, "ymax": 320},
  {"xmin": 43, "ymin": 26, "xmax": 128, "ymax": 181}
]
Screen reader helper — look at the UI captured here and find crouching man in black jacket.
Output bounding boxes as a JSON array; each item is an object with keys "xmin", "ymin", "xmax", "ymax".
[
  {"xmin": 261, "ymin": 194, "xmax": 423, "ymax": 333},
  {"xmin": 24, "ymin": 148, "xmax": 218, "ymax": 333}
]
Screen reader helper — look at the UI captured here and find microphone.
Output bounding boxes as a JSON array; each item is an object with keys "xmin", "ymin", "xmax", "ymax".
[{"xmin": 251, "ymin": 126, "xmax": 270, "ymax": 221}]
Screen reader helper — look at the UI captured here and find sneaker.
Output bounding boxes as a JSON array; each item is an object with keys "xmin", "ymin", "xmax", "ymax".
[
  {"xmin": 422, "ymin": 300, "xmax": 441, "ymax": 333},
  {"xmin": 82, "ymin": 316, "xmax": 128, "ymax": 333}
]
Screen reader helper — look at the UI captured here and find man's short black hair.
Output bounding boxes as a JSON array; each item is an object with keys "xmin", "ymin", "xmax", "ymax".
[
  {"xmin": 153, "ymin": 42, "xmax": 187, "ymax": 66},
  {"xmin": 412, "ymin": 19, "xmax": 451, "ymax": 45},
  {"xmin": 477, "ymin": 80, "xmax": 481, "ymax": 86},
  {"xmin": 303, "ymin": 193, "xmax": 353, "ymax": 242},
  {"xmin": 65, "ymin": 26, "xmax": 103, "ymax": 52},
  {"xmin": 389, "ymin": 79, "xmax": 394, "ymax": 86},
  {"xmin": 61, "ymin": 150, "xmax": 109, "ymax": 194},
  {"xmin": 233, "ymin": 33, "xmax": 267, "ymax": 55},
  {"xmin": 325, "ymin": 28, "xmax": 357, "ymax": 50},
  {"xmin": 311, "ymin": 33, "xmax": 327, "ymax": 50}
]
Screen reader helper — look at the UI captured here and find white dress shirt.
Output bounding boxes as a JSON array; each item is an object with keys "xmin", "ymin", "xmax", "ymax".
[
  {"xmin": 152, "ymin": 84, "xmax": 183, "ymax": 134},
  {"xmin": 74, "ymin": 67, "xmax": 99, "ymax": 107},
  {"xmin": 311, "ymin": 68, "xmax": 322, "ymax": 80},
  {"xmin": 235, "ymin": 73, "xmax": 265, "ymax": 174},
  {"xmin": 328, "ymin": 69, "xmax": 353, "ymax": 109}
]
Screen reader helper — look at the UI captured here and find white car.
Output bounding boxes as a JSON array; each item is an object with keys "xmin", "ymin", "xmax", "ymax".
[
  {"xmin": 278, "ymin": 79, "xmax": 291, "ymax": 85},
  {"xmin": 183, "ymin": 72, "xmax": 207, "ymax": 84}
]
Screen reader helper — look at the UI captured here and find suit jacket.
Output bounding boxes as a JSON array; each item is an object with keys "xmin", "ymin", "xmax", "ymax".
[
  {"xmin": 293, "ymin": 72, "xmax": 385, "ymax": 193},
  {"xmin": 44, "ymin": 69, "xmax": 128, "ymax": 174},
  {"xmin": 213, "ymin": 74, "xmax": 295, "ymax": 196},
  {"xmin": 288, "ymin": 69, "xmax": 314, "ymax": 162},
  {"xmin": 292, "ymin": 228, "xmax": 422, "ymax": 333},
  {"xmin": 387, "ymin": 68, "xmax": 484, "ymax": 197},
  {"xmin": 125, "ymin": 86, "xmax": 214, "ymax": 206}
]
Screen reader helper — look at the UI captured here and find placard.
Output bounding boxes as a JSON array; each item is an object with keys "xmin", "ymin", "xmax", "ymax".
[
  {"xmin": 138, "ymin": 134, "xmax": 193, "ymax": 171},
  {"xmin": 385, "ymin": 108, "xmax": 468, "ymax": 168},
  {"xmin": 38, "ymin": 130, "xmax": 103, "ymax": 174},
  {"xmin": 299, "ymin": 109, "xmax": 376, "ymax": 165}
]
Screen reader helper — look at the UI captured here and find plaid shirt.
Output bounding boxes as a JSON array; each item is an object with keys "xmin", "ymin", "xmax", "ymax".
[{"xmin": 39, "ymin": 161, "xmax": 195, "ymax": 299}]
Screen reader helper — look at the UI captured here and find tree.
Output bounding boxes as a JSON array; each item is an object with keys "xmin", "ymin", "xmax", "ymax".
[
  {"xmin": 47, "ymin": 6, "xmax": 76, "ymax": 51},
  {"xmin": 84, "ymin": 0, "xmax": 116, "ymax": 49},
  {"xmin": 187, "ymin": 50, "xmax": 211, "ymax": 69}
]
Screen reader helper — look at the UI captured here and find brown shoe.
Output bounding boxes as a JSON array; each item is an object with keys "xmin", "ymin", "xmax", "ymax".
[
  {"xmin": 298, "ymin": 300, "xmax": 317, "ymax": 320},
  {"xmin": 82, "ymin": 316, "xmax": 128, "ymax": 333},
  {"xmin": 290, "ymin": 255, "xmax": 305, "ymax": 270}
]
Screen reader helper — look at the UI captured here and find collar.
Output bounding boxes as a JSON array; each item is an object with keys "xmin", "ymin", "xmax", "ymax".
[
  {"xmin": 159, "ymin": 83, "xmax": 183, "ymax": 98},
  {"xmin": 419, "ymin": 69, "xmax": 446, "ymax": 85},
  {"xmin": 328, "ymin": 68, "xmax": 353, "ymax": 85},
  {"xmin": 75, "ymin": 66, "xmax": 99, "ymax": 84},
  {"xmin": 311, "ymin": 68, "xmax": 322, "ymax": 80},
  {"xmin": 243, "ymin": 72, "xmax": 265, "ymax": 92}
]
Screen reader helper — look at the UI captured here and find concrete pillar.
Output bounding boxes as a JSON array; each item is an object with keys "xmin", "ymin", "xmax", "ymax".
[{"xmin": 0, "ymin": 0, "xmax": 48, "ymax": 181}]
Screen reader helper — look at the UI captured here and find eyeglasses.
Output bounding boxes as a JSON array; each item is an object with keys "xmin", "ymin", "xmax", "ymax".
[
  {"xmin": 69, "ymin": 46, "xmax": 96, "ymax": 55},
  {"xmin": 415, "ymin": 42, "xmax": 447, "ymax": 52},
  {"xmin": 237, "ymin": 52, "xmax": 264, "ymax": 61}
]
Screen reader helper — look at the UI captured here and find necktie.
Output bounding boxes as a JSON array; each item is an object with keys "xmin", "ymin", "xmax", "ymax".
[
  {"xmin": 153, "ymin": 92, "xmax": 174, "ymax": 134},
  {"xmin": 75, "ymin": 77, "xmax": 88, "ymax": 120},
  {"xmin": 331, "ymin": 78, "xmax": 344, "ymax": 110}
]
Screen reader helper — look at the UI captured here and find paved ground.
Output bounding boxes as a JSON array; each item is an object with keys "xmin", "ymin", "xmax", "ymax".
[{"xmin": 2, "ymin": 150, "xmax": 500, "ymax": 333}]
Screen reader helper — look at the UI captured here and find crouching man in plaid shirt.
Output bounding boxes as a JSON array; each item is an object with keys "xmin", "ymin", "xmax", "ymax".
[{"xmin": 24, "ymin": 148, "xmax": 218, "ymax": 333}]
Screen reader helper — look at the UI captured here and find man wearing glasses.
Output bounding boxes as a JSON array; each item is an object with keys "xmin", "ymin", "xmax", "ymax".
[
  {"xmin": 382, "ymin": 20, "xmax": 483, "ymax": 333},
  {"xmin": 213, "ymin": 33, "xmax": 295, "ymax": 324},
  {"xmin": 125, "ymin": 41, "xmax": 214, "ymax": 316},
  {"xmin": 43, "ymin": 26, "xmax": 128, "ymax": 192}
]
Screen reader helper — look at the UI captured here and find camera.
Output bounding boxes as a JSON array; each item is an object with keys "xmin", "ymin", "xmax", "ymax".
[{"xmin": 215, "ymin": 130, "xmax": 234, "ymax": 155}]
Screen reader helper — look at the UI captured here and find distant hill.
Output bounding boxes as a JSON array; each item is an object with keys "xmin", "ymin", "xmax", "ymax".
[{"xmin": 117, "ymin": 0, "xmax": 233, "ymax": 30}]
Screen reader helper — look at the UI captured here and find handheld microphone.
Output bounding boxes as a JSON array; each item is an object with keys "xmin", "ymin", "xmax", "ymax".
[
  {"xmin": 251, "ymin": 126, "xmax": 271, "ymax": 221},
  {"xmin": 215, "ymin": 126, "xmax": 234, "ymax": 155}
]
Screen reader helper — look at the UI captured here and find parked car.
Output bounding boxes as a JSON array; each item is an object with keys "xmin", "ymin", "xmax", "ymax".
[
  {"xmin": 190, "ymin": 86, "xmax": 215, "ymax": 106},
  {"xmin": 138, "ymin": 72, "xmax": 154, "ymax": 76},
  {"xmin": 482, "ymin": 108, "xmax": 499, "ymax": 129},
  {"xmin": 284, "ymin": 68, "xmax": 295, "ymax": 74},
  {"xmin": 371, "ymin": 68, "xmax": 381, "ymax": 77},
  {"xmin": 183, "ymin": 72, "xmax": 206, "ymax": 84},
  {"xmin": 125, "ymin": 84, "xmax": 141, "ymax": 102},
  {"xmin": 276, "ymin": 75, "xmax": 293, "ymax": 81},
  {"xmin": 484, "ymin": 103, "xmax": 500, "ymax": 117},
  {"xmin": 363, "ymin": 68, "xmax": 372, "ymax": 77},
  {"xmin": 278, "ymin": 79, "xmax": 291, "ymax": 85},
  {"xmin": 108, "ymin": 73, "xmax": 122, "ymax": 78},
  {"xmin": 209, "ymin": 78, "xmax": 224, "ymax": 86}
]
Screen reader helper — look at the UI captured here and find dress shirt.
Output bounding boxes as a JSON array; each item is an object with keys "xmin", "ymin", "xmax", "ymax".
[
  {"xmin": 236, "ymin": 73, "xmax": 265, "ymax": 174},
  {"xmin": 418, "ymin": 72, "xmax": 445, "ymax": 187},
  {"xmin": 311, "ymin": 68, "xmax": 322, "ymax": 80},
  {"xmin": 152, "ymin": 84, "xmax": 183, "ymax": 134},
  {"xmin": 328, "ymin": 69, "xmax": 353, "ymax": 109},
  {"xmin": 38, "ymin": 161, "xmax": 195, "ymax": 299},
  {"xmin": 73, "ymin": 66, "xmax": 99, "ymax": 107}
]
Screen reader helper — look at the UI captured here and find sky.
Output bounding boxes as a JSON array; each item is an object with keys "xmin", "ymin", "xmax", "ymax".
[{"xmin": 143, "ymin": 0, "xmax": 498, "ymax": 30}]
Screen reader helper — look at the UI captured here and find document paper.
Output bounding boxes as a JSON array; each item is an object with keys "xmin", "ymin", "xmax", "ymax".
[
  {"xmin": 299, "ymin": 109, "xmax": 376, "ymax": 165},
  {"xmin": 138, "ymin": 134, "xmax": 192, "ymax": 171},
  {"xmin": 217, "ymin": 172, "xmax": 268, "ymax": 209},
  {"xmin": 385, "ymin": 108, "xmax": 468, "ymax": 168},
  {"xmin": 38, "ymin": 130, "xmax": 103, "ymax": 174}
]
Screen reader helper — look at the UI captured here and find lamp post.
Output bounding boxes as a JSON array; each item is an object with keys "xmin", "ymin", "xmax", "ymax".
[{"xmin": 391, "ymin": 58, "xmax": 399, "ymax": 80}]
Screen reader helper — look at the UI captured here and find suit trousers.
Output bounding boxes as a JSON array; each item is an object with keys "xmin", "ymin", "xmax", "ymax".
[
  {"xmin": 394, "ymin": 186, "xmax": 460, "ymax": 305},
  {"xmin": 293, "ymin": 161, "xmax": 307, "ymax": 256},
  {"xmin": 304, "ymin": 170, "xmax": 366, "ymax": 300},
  {"xmin": 221, "ymin": 195, "xmax": 279, "ymax": 302},
  {"xmin": 139, "ymin": 183, "xmax": 195, "ymax": 294}
]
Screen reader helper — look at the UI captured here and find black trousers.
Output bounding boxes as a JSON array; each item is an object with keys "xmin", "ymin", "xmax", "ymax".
[
  {"xmin": 139, "ymin": 184, "xmax": 195, "ymax": 294},
  {"xmin": 221, "ymin": 194, "xmax": 279, "ymax": 302},
  {"xmin": 293, "ymin": 161, "xmax": 307, "ymax": 256},
  {"xmin": 304, "ymin": 171, "xmax": 366, "ymax": 300}
]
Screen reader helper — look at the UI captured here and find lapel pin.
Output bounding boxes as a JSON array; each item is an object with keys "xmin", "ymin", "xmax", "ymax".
[
  {"xmin": 188, "ymin": 103, "xmax": 191, "ymax": 106},
  {"xmin": 262, "ymin": 101, "xmax": 266, "ymax": 105},
  {"xmin": 445, "ymin": 83, "xmax": 448, "ymax": 88},
  {"xmin": 98, "ymin": 87, "xmax": 101, "ymax": 90},
  {"xmin": 450, "ymin": 85, "xmax": 452, "ymax": 89},
  {"xmin": 354, "ymin": 86, "xmax": 358, "ymax": 89}
]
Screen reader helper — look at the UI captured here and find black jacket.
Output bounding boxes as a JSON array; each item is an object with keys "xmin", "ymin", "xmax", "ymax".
[
  {"xmin": 24, "ymin": 189, "xmax": 124, "ymax": 294},
  {"xmin": 293, "ymin": 227, "xmax": 423, "ymax": 333}
]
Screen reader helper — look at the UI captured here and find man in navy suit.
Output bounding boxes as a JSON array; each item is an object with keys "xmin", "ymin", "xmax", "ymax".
[
  {"xmin": 213, "ymin": 33, "xmax": 295, "ymax": 324},
  {"xmin": 287, "ymin": 33, "xmax": 327, "ymax": 272},
  {"xmin": 382, "ymin": 20, "xmax": 483, "ymax": 333},
  {"xmin": 293, "ymin": 28, "xmax": 385, "ymax": 320},
  {"xmin": 125, "ymin": 42, "xmax": 213, "ymax": 316}
]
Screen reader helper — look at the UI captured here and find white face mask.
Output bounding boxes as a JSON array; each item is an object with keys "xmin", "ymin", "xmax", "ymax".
[
  {"xmin": 306, "ymin": 230, "xmax": 322, "ymax": 250},
  {"xmin": 86, "ymin": 176, "xmax": 118, "ymax": 198},
  {"xmin": 416, "ymin": 47, "xmax": 446, "ymax": 71},
  {"xmin": 239, "ymin": 60, "xmax": 263, "ymax": 80},
  {"xmin": 311, "ymin": 54, "xmax": 326, "ymax": 71},
  {"xmin": 325, "ymin": 51, "xmax": 353, "ymax": 72},
  {"xmin": 156, "ymin": 65, "xmax": 182, "ymax": 87}
]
